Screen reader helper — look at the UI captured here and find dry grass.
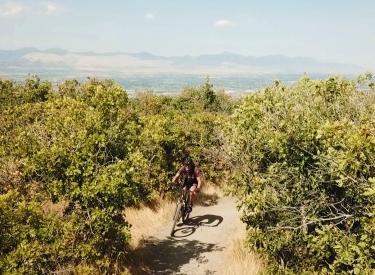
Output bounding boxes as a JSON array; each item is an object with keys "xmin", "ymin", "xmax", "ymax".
[
  {"xmin": 123, "ymin": 198, "xmax": 176, "ymax": 275},
  {"xmin": 221, "ymin": 224, "xmax": 264, "ymax": 275},
  {"xmin": 125, "ymin": 198, "xmax": 176, "ymax": 248}
]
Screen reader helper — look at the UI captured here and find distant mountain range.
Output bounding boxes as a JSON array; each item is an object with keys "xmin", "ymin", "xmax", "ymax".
[{"xmin": 0, "ymin": 47, "xmax": 368, "ymax": 75}]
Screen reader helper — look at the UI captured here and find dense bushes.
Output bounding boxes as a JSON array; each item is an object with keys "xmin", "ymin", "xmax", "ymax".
[
  {"xmin": 127, "ymin": 77, "xmax": 236, "ymax": 192},
  {"xmin": 0, "ymin": 75, "xmax": 234, "ymax": 274},
  {"xmin": 0, "ymin": 78, "xmax": 143, "ymax": 274},
  {"xmin": 225, "ymin": 74, "xmax": 375, "ymax": 274},
  {"xmin": 3, "ymin": 72, "xmax": 375, "ymax": 274}
]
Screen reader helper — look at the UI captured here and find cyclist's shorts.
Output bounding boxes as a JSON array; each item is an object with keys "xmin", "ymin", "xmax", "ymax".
[{"xmin": 183, "ymin": 178, "xmax": 198, "ymax": 189}]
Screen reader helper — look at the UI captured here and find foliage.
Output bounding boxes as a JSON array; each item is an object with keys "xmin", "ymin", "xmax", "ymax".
[
  {"xmin": 0, "ymin": 75, "xmax": 236, "ymax": 274},
  {"xmin": 225, "ymin": 74, "xmax": 375, "ymax": 274},
  {"xmin": 128, "ymin": 77, "xmax": 237, "ymax": 192},
  {"xmin": 0, "ymin": 75, "xmax": 51, "ymax": 111},
  {"xmin": 6, "ymin": 72, "xmax": 375, "ymax": 274},
  {"xmin": 0, "ymin": 78, "xmax": 141, "ymax": 274}
]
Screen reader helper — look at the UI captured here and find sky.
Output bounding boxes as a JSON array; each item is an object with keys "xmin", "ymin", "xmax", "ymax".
[{"xmin": 1, "ymin": 0, "xmax": 375, "ymax": 70}]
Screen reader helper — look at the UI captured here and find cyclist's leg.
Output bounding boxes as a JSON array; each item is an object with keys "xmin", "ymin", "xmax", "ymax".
[
  {"xmin": 189, "ymin": 184, "xmax": 198, "ymax": 206},
  {"xmin": 182, "ymin": 178, "xmax": 189, "ymax": 192}
]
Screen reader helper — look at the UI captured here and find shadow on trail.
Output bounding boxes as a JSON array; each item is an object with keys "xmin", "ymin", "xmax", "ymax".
[
  {"xmin": 129, "ymin": 215, "xmax": 225, "ymax": 274},
  {"xmin": 130, "ymin": 236, "xmax": 222, "ymax": 275},
  {"xmin": 185, "ymin": 214, "xmax": 223, "ymax": 227},
  {"xmin": 171, "ymin": 214, "xmax": 224, "ymax": 238}
]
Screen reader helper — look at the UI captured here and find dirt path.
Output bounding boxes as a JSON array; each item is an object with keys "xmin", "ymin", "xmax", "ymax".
[{"xmin": 136, "ymin": 196, "xmax": 242, "ymax": 275}]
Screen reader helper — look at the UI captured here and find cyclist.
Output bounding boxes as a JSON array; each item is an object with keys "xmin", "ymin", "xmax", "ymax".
[{"xmin": 172, "ymin": 156, "xmax": 202, "ymax": 209}]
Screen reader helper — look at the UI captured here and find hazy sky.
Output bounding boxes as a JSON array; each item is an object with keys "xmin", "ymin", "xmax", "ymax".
[{"xmin": 1, "ymin": 0, "xmax": 375, "ymax": 69}]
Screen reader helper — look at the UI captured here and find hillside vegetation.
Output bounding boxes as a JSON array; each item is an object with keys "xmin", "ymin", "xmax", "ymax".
[
  {"xmin": 0, "ymin": 73, "xmax": 375, "ymax": 274},
  {"xmin": 226, "ymin": 73, "xmax": 375, "ymax": 274},
  {"xmin": 0, "ymin": 75, "xmax": 233, "ymax": 275}
]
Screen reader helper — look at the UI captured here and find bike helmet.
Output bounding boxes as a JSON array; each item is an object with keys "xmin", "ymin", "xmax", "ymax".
[{"xmin": 184, "ymin": 156, "xmax": 193, "ymax": 166}]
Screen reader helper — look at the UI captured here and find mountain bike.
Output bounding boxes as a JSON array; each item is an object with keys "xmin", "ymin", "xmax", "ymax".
[{"xmin": 170, "ymin": 187, "xmax": 193, "ymax": 236}]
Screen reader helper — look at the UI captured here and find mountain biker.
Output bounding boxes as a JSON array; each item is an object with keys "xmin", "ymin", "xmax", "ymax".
[{"xmin": 172, "ymin": 156, "xmax": 202, "ymax": 208}]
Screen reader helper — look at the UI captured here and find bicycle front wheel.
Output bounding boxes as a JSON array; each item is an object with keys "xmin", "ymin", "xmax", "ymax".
[
  {"xmin": 182, "ymin": 195, "xmax": 191, "ymax": 224},
  {"xmin": 170, "ymin": 203, "xmax": 181, "ymax": 236}
]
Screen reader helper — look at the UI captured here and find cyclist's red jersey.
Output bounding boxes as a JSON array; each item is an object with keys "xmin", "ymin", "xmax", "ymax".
[{"xmin": 177, "ymin": 166, "xmax": 200, "ymax": 180}]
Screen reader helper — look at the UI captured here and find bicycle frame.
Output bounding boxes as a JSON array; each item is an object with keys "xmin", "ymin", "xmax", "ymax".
[{"xmin": 170, "ymin": 187, "xmax": 192, "ymax": 236}]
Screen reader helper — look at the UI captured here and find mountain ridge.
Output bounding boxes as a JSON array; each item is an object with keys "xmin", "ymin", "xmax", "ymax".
[{"xmin": 0, "ymin": 47, "xmax": 368, "ymax": 75}]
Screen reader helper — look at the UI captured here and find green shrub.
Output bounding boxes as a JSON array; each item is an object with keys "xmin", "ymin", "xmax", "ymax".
[
  {"xmin": 225, "ymin": 74, "xmax": 375, "ymax": 274},
  {"xmin": 0, "ymin": 75, "xmax": 237, "ymax": 273}
]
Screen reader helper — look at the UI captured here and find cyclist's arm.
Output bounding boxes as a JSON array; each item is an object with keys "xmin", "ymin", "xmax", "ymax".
[
  {"xmin": 195, "ymin": 167, "xmax": 202, "ymax": 189},
  {"xmin": 172, "ymin": 172, "xmax": 180, "ymax": 184},
  {"xmin": 172, "ymin": 166, "xmax": 185, "ymax": 184},
  {"xmin": 196, "ymin": 176, "xmax": 202, "ymax": 189}
]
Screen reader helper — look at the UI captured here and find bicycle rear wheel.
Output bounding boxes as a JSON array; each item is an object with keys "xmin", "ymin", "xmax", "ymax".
[{"xmin": 170, "ymin": 203, "xmax": 181, "ymax": 236}]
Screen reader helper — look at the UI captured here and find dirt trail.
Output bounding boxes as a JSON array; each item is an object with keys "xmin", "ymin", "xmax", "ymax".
[{"xmin": 136, "ymin": 196, "xmax": 242, "ymax": 275}]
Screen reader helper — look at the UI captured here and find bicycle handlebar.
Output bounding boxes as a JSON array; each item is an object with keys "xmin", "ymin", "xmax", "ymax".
[{"xmin": 164, "ymin": 183, "xmax": 200, "ymax": 193}]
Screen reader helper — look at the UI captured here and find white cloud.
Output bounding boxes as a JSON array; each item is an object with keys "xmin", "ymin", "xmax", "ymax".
[
  {"xmin": 0, "ymin": 2, "xmax": 25, "ymax": 17},
  {"xmin": 45, "ymin": 4, "xmax": 57, "ymax": 15},
  {"xmin": 41, "ymin": 2, "xmax": 69, "ymax": 15},
  {"xmin": 0, "ymin": 2, "xmax": 69, "ymax": 17},
  {"xmin": 144, "ymin": 13, "xmax": 154, "ymax": 19},
  {"xmin": 214, "ymin": 20, "xmax": 237, "ymax": 27}
]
